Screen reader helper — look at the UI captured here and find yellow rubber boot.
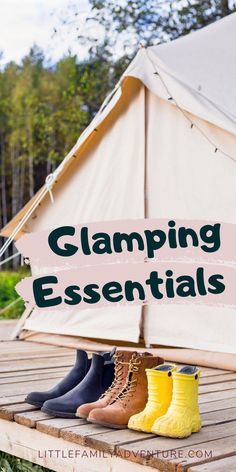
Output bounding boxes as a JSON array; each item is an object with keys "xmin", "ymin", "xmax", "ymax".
[
  {"xmin": 128, "ymin": 364, "xmax": 176, "ymax": 433},
  {"xmin": 151, "ymin": 366, "xmax": 201, "ymax": 438}
]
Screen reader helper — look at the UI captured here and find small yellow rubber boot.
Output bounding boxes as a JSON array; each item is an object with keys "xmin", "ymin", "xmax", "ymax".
[
  {"xmin": 128, "ymin": 364, "xmax": 176, "ymax": 433},
  {"xmin": 151, "ymin": 366, "xmax": 201, "ymax": 438}
]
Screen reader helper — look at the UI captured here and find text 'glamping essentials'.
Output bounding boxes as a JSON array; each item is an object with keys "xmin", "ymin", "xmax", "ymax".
[
  {"xmin": 47, "ymin": 221, "xmax": 221, "ymax": 258},
  {"xmin": 28, "ymin": 220, "xmax": 228, "ymax": 309}
]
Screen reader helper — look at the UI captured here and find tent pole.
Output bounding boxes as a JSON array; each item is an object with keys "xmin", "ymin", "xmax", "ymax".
[{"xmin": 142, "ymin": 85, "xmax": 152, "ymax": 349}]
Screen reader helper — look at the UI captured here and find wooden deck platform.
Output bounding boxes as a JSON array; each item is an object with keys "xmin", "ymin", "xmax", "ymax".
[{"xmin": 0, "ymin": 332, "xmax": 236, "ymax": 471}]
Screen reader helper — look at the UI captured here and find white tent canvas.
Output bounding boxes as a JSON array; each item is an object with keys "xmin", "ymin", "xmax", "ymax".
[{"xmin": 1, "ymin": 13, "xmax": 236, "ymax": 352}]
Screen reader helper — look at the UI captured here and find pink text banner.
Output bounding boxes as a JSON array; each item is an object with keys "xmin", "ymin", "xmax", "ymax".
[
  {"xmin": 16, "ymin": 261, "xmax": 236, "ymax": 312},
  {"xmin": 16, "ymin": 218, "xmax": 236, "ymax": 268}
]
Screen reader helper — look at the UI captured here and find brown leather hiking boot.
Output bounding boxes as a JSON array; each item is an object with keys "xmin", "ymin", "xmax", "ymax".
[
  {"xmin": 87, "ymin": 353, "xmax": 164, "ymax": 429},
  {"xmin": 76, "ymin": 350, "xmax": 135, "ymax": 418}
]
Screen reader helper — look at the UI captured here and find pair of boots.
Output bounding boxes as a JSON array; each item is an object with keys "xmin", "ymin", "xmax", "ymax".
[
  {"xmin": 26, "ymin": 349, "xmax": 115, "ymax": 418},
  {"xmin": 128, "ymin": 363, "xmax": 202, "ymax": 438},
  {"xmin": 76, "ymin": 351, "xmax": 164, "ymax": 428}
]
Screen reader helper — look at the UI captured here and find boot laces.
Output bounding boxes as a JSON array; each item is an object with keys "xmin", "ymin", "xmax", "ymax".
[
  {"xmin": 115, "ymin": 358, "xmax": 141, "ymax": 403},
  {"xmin": 99, "ymin": 352, "xmax": 129, "ymax": 400}
]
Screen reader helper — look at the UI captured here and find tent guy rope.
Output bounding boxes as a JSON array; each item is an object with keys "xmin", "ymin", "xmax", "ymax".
[
  {"xmin": 0, "ymin": 252, "xmax": 20, "ymax": 267},
  {"xmin": 0, "ymin": 173, "xmax": 57, "ymax": 259},
  {"xmin": 0, "ymin": 297, "xmax": 21, "ymax": 316}
]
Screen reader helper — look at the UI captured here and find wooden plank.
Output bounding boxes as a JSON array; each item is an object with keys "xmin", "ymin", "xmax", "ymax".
[
  {"xmin": 198, "ymin": 388, "xmax": 236, "ymax": 403},
  {"xmin": 1, "ymin": 338, "xmax": 236, "ymax": 472},
  {"xmin": 199, "ymin": 381, "xmax": 236, "ymax": 395},
  {"xmin": 202, "ymin": 407, "xmax": 236, "ymax": 426},
  {"xmin": 0, "ymin": 344, "xmax": 73, "ymax": 353},
  {"xmin": 0, "ymin": 366, "xmax": 69, "ymax": 379},
  {"xmin": 14, "ymin": 410, "xmax": 54, "ymax": 427},
  {"xmin": 0, "ymin": 350, "xmax": 73, "ymax": 360},
  {"xmin": 85, "ymin": 428, "xmax": 156, "ymax": 454},
  {"xmin": 188, "ymin": 455, "xmax": 236, "ymax": 471},
  {"xmin": 22, "ymin": 336, "xmax": 236, "ymax": 370},
  {"xmin": 0, "ymin": 342, "xmax": 71, "ymax": 350},
  {"xmin": 23, "ymin": 333, "xmax": 117, "ymax": 352},
  {"xmin": 0, "ymin": 370, "xmax": 68, "ymax": 385},
  {"xmin": 3, "ymin": 400, "xmax": 233, "ymax": 428},
  {"xmin": 0, "ymin": 349, "xmax": 69, "ymax": 356},
  {"xmin": 0, "ymin": 353, "xmax": 81, "ymax": 366},
  {"xmin": 200, "ymin": 369, "xmax": 232, "ymax": 378},
  {"xmin": 172, "ymin": 435, "xmax": 236, "ymax": 471},
  {"xmin": 0, "ymin": 378, "xmax": 61, "ymax": 396},
  {"xmin": 116, "ymin": 421, "xmax": 236, "ymax": 470},
  {"xmin": 60, "ymin": 423, "xmax": 114, "ymax": 445},
  {"xmin": 200, "ymin": 397, "xmax": 236, "ymax": 413},
  {"xmin": 37, "ymin": 418, "xmax": 87, "ymax": 437},
  {"xmin": 0, "ymin": 395, "xmax": 27, "ymax": 406},
  {"xmin": 0, "ymin": 340, "xmax": 69, "ymax": 351},
  {"xmin": 0, "ymin": 356, "xmax": 74, "ymax": 373},
  {"xmin": 0, "ymin": 352, "xmax": 70, "ymax": 360},
  {"xmin": 0, "ymin": 350, "xmax": 75, "ymax": 361},
  {"xmin": 0, "ymin": 418, "xmax": 152, "ymax": 472},
  {"xmin": 0, "ymin": 403, "xmax": 38, "ymax": 421},
  {"xmin": 0, "ymin": 320, "xmax": 17, "ymax": 341},
  {"xmin": 200, "ymin": 373, "xmax": 236, "ymax": 385}
]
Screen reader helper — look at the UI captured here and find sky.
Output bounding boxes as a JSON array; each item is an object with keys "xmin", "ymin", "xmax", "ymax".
[{"xmin": 0, "ymin": 0, "xmax": 93, "ymax": 66}]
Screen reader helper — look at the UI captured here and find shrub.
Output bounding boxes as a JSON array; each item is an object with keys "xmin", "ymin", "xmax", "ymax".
[
  {"xmin": 0, "ymin": 269, "xmax": 29, "ymax": 319},
  {"xmin": 0, "ymin": 452, "xmax": 51, "ymax": 471}
]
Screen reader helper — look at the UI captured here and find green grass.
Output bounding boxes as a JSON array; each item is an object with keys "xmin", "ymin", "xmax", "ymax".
[
  {"xmin": 0, "ymin": 452, "xmax": 51, "ymax": 472},
  {"xmin": 0, "ymin": 270, "xmax": 29, "ymax": 319}
]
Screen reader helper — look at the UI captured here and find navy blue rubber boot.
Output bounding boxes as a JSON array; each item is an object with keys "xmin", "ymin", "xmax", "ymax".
[
  {"xmin": 25, "ymin": 350, "xmax": 91, "ymax": 407},
  {"xmin": 41, "ymin": 351, "xmax": 115, "ymax": 418}
]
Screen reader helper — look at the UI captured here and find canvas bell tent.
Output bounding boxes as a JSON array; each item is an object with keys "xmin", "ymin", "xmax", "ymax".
[{"xmin": 1, "ymin": 13, "xmax": 236, "ymax": 354}]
